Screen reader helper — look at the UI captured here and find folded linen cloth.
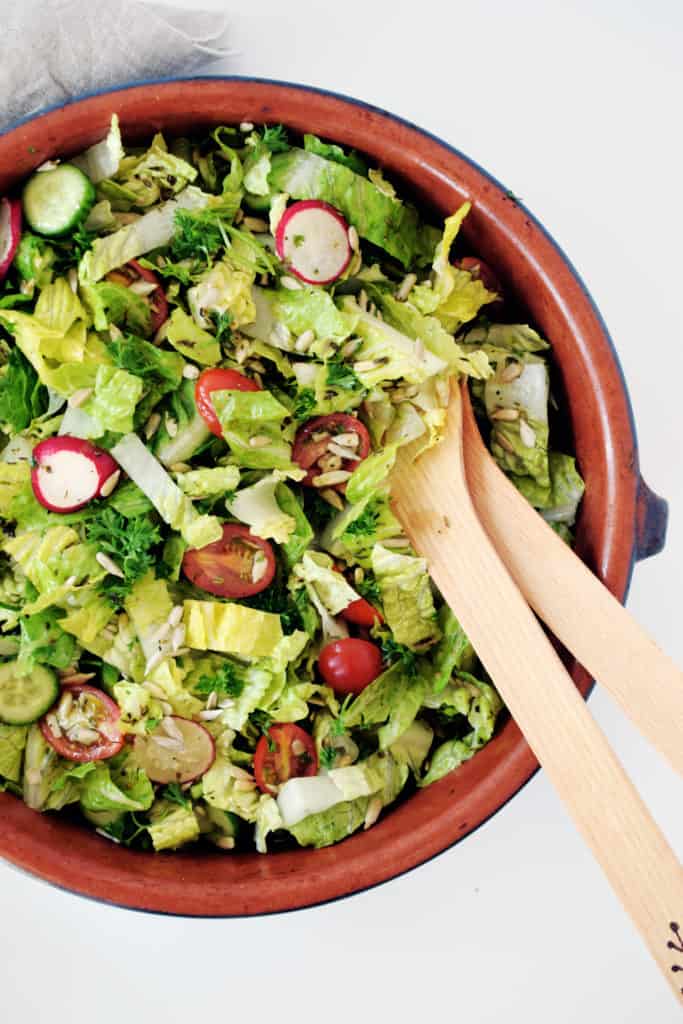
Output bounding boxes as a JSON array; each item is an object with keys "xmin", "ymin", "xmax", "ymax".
[{"xmin": 0, "ymin": 0, "xmax": 231, "ymax": 131}]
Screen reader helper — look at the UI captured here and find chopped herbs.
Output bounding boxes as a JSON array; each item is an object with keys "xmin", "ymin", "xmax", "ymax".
[
  {"xmin": 194, "ymin": 660, "xmax": 244, "ymax": 699},
  {"xmin": 86, "ymin": 508, "xmax": 161, "ymax": 604}
]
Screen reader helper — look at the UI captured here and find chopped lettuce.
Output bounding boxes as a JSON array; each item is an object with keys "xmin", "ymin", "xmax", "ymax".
[
  {"xmin": 72, "ymin": 114, "xmax": 124, "ymax": 184},
  {"xmin": 110, "ymin": 433, "xmax": 222, "ymax": 548},
  {"xmin": 293, "ymin": 551, "xmax": 360, "ymax": 616},
  {"xmin": 429, "ymin": 604, "xmax": 476, "ymax": 692},
  {"xmin": 0, "ymin": 723, "xmax": 28, "ymax": 783},
  {"xmin": 188, "ymin": 260, "xmax": 256, "ymax": 330},
  {"xmin": 371, "ymin": 543, "xmax": 440, "ymax": 649},
  {"xmin": 176, "ymin": 465, "xmax": 240, "ymax": 499},
  {"xmin": 79, "ymin": 757, "xmax": 154, "ymax": 814},
  {"xmin": 275, "ymin": 484, "xmax": 313, "ymax": 568},
  {"xmin": 244, "ymin": 285, "xmax": 356, "ymax": 348},
  {"xmin": 484, "ymin": 358, "xmax": 550, "ymax": 488},
  {"xmin": 147, "ymin": 800, "xmax": 200, "ymax": 851},
  {"xmin": 79, "ymin": 187, "xmax": 210, "ymax": 284},
  {"xmin": 211, "ymin": 387, "xmax": 294, "ymax": 470},
  {"xmin": 227, "ymin": 471, "xmax": 301, "ymax": 544},
  {"xmin": 162, "ymin": 308, "xmax": 222, "ymax": 365},
  {"xmin": 183, "ymin": 600, "xmax": 284, "ymax": 659},
  {"xmin": 421, "ymin": 676, "xmax": 503, "ymax": 786},
  {"xmin": 82, "ymin": 364, "xmax": 143, "ymax": 434}
]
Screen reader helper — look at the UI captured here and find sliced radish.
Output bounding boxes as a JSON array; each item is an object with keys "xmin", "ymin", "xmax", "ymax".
[
  {"xmin": 31, "ymin": 436, "xmax": 120, "ymax": 513},
  {"xmin": 0, "ymin": 198, "xmax": 22, "ymax": 282},
  {"xmin": 134, "ymin": 717, "xmax": 216, "ymax": 784},
  {"xmin": 275, "ymin": 200, "xmax": 352, "ymax": 285}
]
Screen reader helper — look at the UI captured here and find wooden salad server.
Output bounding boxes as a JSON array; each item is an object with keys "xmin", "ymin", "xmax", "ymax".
[
  {"xmin": 390, "ymin": 381, "xmax": 683, "ymax": 1004},
  {"xmin": 458, "ymin": 385, "xmax": 683, "ymax": 779}
]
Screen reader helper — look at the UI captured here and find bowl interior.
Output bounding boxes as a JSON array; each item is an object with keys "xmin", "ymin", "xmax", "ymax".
[{"xmin": 0, "ymin": 78, "xmax": 638, "ymax": 915}]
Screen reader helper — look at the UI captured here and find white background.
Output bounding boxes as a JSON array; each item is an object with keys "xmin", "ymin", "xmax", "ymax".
[{"xmin": 2, "ymin": 1, "xmax": 683, "ymax": 1021}]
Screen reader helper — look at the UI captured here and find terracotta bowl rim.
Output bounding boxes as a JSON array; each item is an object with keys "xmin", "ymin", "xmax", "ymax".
[{"xmin": 0, "ymin": 75, "xmax": 645, "ymax": 916}]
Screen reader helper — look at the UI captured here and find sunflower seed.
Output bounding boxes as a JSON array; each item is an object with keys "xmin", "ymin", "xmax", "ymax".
[
  {"xmin": 46, "ymin": 714, "xmax": 62, "ymax": 738},
  {"xmin": 224, "ymin": 764, "xmax": 253, "ymax": 780},
  {"xmin": 249, "ymin": 360, "xmax": 267, "ymax": 374},
  {"xmin": 260, "ymin": 273, "xmax": 269, "ymax": 286},
  {"xmin": 96, "ymin": 828, "xmax": 120, "ymax": 844},
  {"xmin": 145, "ymin": 682, "xmax": 167, "ymax": 699},
  {"xmin": 334, "ymin": 432, "xmax": 360, "ymax": 449},
  {"xmin": 311, "ymin": 430, "xmax": 329, "ymax": 442},
  {"xmin": 368, "ymin": 301, "xmax": 377, "ymax": 316},
  {"xmin": 519, "ymin": 420, "xmax": 537, "ymax": 448},
  {"xmin": 170, "ymin": 462, "xmax": 191, "ymax": 474},
  {"xmin": 215, "ymin": 836, "xmax": 236, "ymax": 850},
  {"xmin": 67, "ymin": 268, "xmax": 79, "ymax": 293},
  {"xmin": 395, "ymin": 273, "xmax": 417, "ymax": 302},
  {"xmin": 280, "ymin": 275, "xmax": 302, "ymax": 291},
  {"xmin": 144, "ymin": 412, "xmax": 161, "ymax": 439},
  {"xmin": 348, "ymin": 225, "xmax": 360, "ymax": 252},
  {"xmin": 95, "ymin": 551, "xmax": 124, "ymax": 578},
  {"xmin": 206, "ymin": 691, "xmax": 218, "ymax": 710},
  {"xmin": 353, "ymin": 566, "xmax": 365, "ymax": 584},
  {"xmin": 160, "ymin": 701, "xmax": 173, "ymax": 716},
  {"xmin": 109, "ymin": 323, "xmax": 124, "ymax": 341},
  {"xmin": 491, "ymin": 407, "xmax": 519, "ymax": 422},
  {"xmin": 68, "ymin": 387, "xmax": 93, "ymax": 409},
  {"xmin": 70, "ymin": 726, "xmax": 101, "ymax": 746},
  {"xmin": 327, "ymin": 442, "xmax": 361, "ymax": 461},
  {"xmin": 240, "ymin": 121, "xmax": 254, "ymax": 132},
  {"xmin": 59, "ymin": 672, "xmax": 95, "ymax": 686},
  {"xmin": 144, "ymin": 651, "xmax": 166, "ymax": 676},
  {"xmin": 312, "ymin": 470, "xmax": 352, "ymax": 487},
  {"xmin": 19, "ymin": 279, "xmax": 35, "ymax": 298},
  {"xmin": 182, "ymin": 363, "xmax": 200, "ymax": 380},
  {"xmin": 353, "ymin": 359, "xmax": 382, "ymax": 373},
  {"xmin": 64, "ymin": 575, "xmax": 78, "ymax": 587},
  {"xmin": 233, "ymin": 208, "xmax": 244, "ymax": 225},
  {"xmin": 165, "ymin": 417, "xmax": 178, "ymax": 438},
  {"xmin": 242, "ymin": 216, "xmax": 269, "ymax": 233},
  {"xmin": 271, "ymin": 321, "xmax": 291, "ymax": 346},
  {"xmin": 495, "ymin": 430, "xmax": 515, "ymax": 453},
  {"xmin": 234, "ymin": 339, "xmax": 251, "ymax": 364},
  {"xmin": 99, "ymin": 470, "xmax": 121, "ymax": 497},
  {"xmin": 149, "ymin": 621, "xmax": 172, "ymax": 648},
  {"xmin": 341, "ymin": 338, "xmax": 361, "ymax": 358},
  {"xmin": 295, "ymin": 329, "xmax": 315, "ymax": 352},
  {"xmin": 320, "ymin": 488, "xmax": 344, "ymax": 510},
  {"xmin": 162, "ymin": 716, "xmax": 183, "ymax": 741},
  {"xmin": 318, "ymin": 452, "xmax": 343, "ymax": 473},
  {"xmin": 217, "ymin": 698, "xmax": 235, "ymax": 709},
  {"xmin": 197, "ymin": 708, "xmax": 224, "ymax": 724},
  {"xmin": 381, "ymin": 536, "xmax": 411, "ymax": 548},
  {"xmin": 129, "ymin": 279, "xmax": 158, "ymax": 297},
  {"xmin": 501, "ymin": 360, "xmax": 523, "ymax": 383},
  {"xmin": 364, "ymin": 796, "xmax": 383, "ymax": 830},
  {"xmin": 249, "ymin": 434, "xmax": 271, "ymax": 448},
  {"xmin": 358, "ymin": 288, "xmax": 368, "ymax": 311}
]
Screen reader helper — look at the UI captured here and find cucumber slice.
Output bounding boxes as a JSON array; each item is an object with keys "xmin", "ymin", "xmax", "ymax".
[
  {"xmin": 23, "ymin": 164, "xmax": 96, "ymax": 237},
  {"xmin": 0, "ymin": 660, "xmax": 58, "ymax": 725}
]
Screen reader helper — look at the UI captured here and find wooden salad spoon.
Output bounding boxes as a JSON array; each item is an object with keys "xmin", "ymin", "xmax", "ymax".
[
  {"xmin": 390, "ymin": 381, "xmax": 683, "ymax": 1004},
  {"xmin": 459, "ymin": 385, "xmax": 683, "ymax": 778}
]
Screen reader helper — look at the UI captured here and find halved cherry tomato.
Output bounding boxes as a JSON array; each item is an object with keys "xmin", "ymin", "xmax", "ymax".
[
  {"xmin": 454, "ymin": 256, "xmax": 503, "ymax": 300},
  {"xmin": 105, "ymin": 259, "xmax": 168, "ymax": 335},
  {"xmin": 254, "ymin": 723, "xmax": 318, "ymax": 795},
  {"xmin": 182, "ymin": 523, "xmax": 276, "ymax": 599},
  {"xmin": 318, "ymin": 638, "xmax": 383, "ymax": 695},
  {"xmin": 341, "ymin": 596, "xmax": 384, "ymax": 628},
  {"xmin": 40, "ymin": 685, "xmax": 124, "ymax": 763},
  {"xmin": 195, "ymin": 368, "xmax": 261, "ymax": 438},
  {"xmin": 292, "ymin": 413, "xmax": 371, "ymax": 488}
]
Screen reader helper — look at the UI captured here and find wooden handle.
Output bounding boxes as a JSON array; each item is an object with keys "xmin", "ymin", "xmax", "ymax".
[
  {"xmin": 461, "ymin": 394, "xmax": 683, "ymax": 778},
  {"xmin": 392, "ymin": 387, "xmax": 683, "ymax": 1004}
]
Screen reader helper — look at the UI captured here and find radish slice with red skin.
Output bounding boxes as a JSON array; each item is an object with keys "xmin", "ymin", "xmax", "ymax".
[
  {"xmin": 31, "ymin": 436, "xmax": 120, "ymax": 513},
  {"xmin": 275, "ymin": 200, "xmax": 352, "ymax": 285},
  {"xmin": 0, "ymin": 198, "xmax": 21, "ymax": 282},
  {"xmin": 134, "ymin": 717, "xmax": 216, "ymax": 784}
]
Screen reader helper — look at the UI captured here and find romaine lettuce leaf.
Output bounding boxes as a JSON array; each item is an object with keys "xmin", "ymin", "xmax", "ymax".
[
  {"xmin": 292, "ymin": 550, "xmax": 360, "ymax": 616},
  {"xmin": 227, "ymin": 471, "xmax": 300, "ymax": 544},
  {"xmin": 484, "ymin": 358, "xmax": 550, "ymax": 487},
  {"xmin": 303, "ymin": 133, "xmax": 368, "ymax": 176},
  {"xmin": 72, "ymin": 114, "xmax": 124, "ymax": 184},
  {"xmin": 110, "ymin": 433, "xmax": 222, "ymax": 548},
  {"xmin": 147, "ymin": 800, "xmax": 200, "ymax": 851},
  {"xmin": 176, "ymin": 465, "xmax": 240, "ymax": 499},
  {"xmin": 244, "ymin": 285, "xmax": 356, "ymax": 348},
  {"xmin": 162, "ymin": 308, "xmax": 221, "ymax": 366},
  {"xmin": 275, "ymin": 484, "xmax": 313, "ymax": 568},
  {"xmin": 345, "ymin": 445, "xmax": 397, "ymax": 505},
  {"xmin": 371, "ymin": 543, "xmax": 440, "ymax": 649},
  {"xmin": 79, "ymin": 758, "xmax": 154, "ymax": 814},
  {"xmin": 81, "ymin": 364, "xmax": 143, "ymax": 434},
  {"xmin": 79, "ymin": 187, "xmax": 210, "ymax": 284},
  {"xmin": 0, "ymin": 723, "xmax": 28, "ymax": 782},
  {"xmin": 389, "ymin": 720, "xmax": 433, "ymax": 774},
  {"xmin": 211, "ymin": 388, "xmax": 294, "ymax": 470},
  {"xmin": 420, "ymin": 675, "xmax": 503, "ymax": 786},
  {"xmin": 188, "ymin": 261, "xmax": 256, "ymax": 330},
  {"xmin": 429, "ymin": 604, "xmax": 476, "ymax": 692},
  {"xmin": 343, "ymin": 661, "xmax": 424, "ymax": 749},
  {"xmin": 342, "ymin": 304, "xmax": 448, "ymax": 387},
  {"xmin": 183, "ymin": 600, "xmax": 284, "ymax": 659},
  {"xmin": 0, "ymin": 347, "xmax": 47, "ymax": 432}
]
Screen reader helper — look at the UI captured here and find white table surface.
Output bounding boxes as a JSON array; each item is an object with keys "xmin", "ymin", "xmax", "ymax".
[{"xmin": 2, "ymin": 2, "xmax": 682, "ymax": 1021}]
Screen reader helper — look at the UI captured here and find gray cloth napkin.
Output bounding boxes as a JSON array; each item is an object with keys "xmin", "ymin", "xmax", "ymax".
[{"xmin": 0, "ymin": 0, "xmax": 231, "ymax": 131}]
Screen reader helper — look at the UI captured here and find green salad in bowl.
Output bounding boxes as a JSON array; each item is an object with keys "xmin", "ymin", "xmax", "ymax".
[{"xmin": 0, "ymin": 117, "xmax": 584, "ymax": 853}]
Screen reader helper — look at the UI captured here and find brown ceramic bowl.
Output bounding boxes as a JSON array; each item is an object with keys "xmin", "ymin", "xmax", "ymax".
[{"xmin": 0, "ymin": 78, "xmax": 668, "ymax": 916}]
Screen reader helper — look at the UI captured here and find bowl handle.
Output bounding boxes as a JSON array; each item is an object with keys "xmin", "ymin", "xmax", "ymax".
[{"xmin": 636, "ymin": 476, "xmax": 669, "ymax": 561}]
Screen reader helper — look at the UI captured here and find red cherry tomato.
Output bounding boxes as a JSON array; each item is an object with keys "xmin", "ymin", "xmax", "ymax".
[
  {"xmin": 105, "ymin": 259, "xmax": 168, "ymax": 334},
  {"xmin": 341, "ymin": 596, "xmax": 384, "ymax": 628},
  {"xmin": 292, "ymin": 413, "xmax": 371, "ymax": 488},
  {"xmin": 40, "ymin": 685, "xmax": 124, "ymax": 763},
  {"xmin": 454, "ymin": 256, "xmax": 503, "ymax": 300},
  {"xmin": 195, "ymin": 368, "xmax": 261, "ymax": 438},
  {"xmin": 254, "ymin": 723, "xmax": 318, "ymax": 795},
  {"xmin": 182, "ymin": 523, "xmax": 276, "ymax": 599},
  {"xmin": 318, "ymin": 638, "xmax": 384, "ymax": 695}
]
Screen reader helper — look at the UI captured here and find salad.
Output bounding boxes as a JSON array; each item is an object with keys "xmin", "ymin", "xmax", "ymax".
[{"xmin": 0, "ymin": 117, "xmax": 584, "ymax": 853}]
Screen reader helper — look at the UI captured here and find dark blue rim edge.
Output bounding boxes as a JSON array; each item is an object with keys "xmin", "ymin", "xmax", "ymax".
[{"xmin": 0, "ymin": 73, "xmax": 641, "ymax": 919}]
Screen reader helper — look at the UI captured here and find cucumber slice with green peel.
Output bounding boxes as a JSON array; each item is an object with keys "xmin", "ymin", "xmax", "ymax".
[
  {"xmin": 22, "ymin": 164, "xmax": 96, "ymax": 237},
  {"xmin": 0, "ymin": 660, "xmax": 59, "ymax": 725}
]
